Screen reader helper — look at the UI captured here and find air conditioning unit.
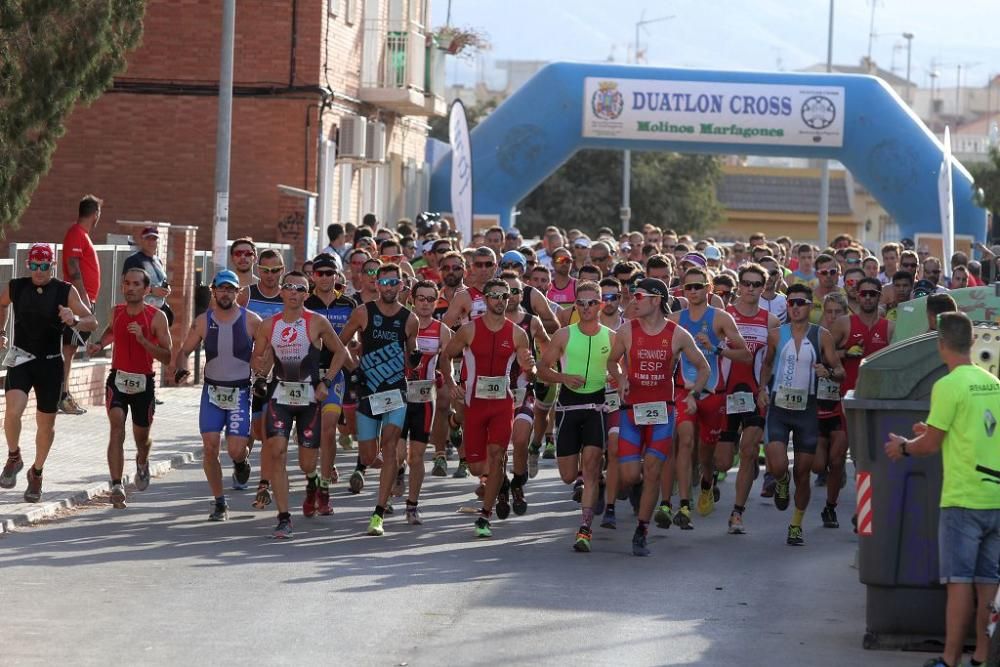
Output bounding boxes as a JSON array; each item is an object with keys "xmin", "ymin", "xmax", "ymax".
[
  {"xmin": 338, "ymin": 115, "xmax": 367, "ymax": 161},
  {"xmin": 366, "ymin": 121, "xmax": 387, "ymax": 164}
]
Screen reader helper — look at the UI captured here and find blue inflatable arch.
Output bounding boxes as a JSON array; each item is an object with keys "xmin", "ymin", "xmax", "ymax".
[{"xmin": 429, "ymin": 62, "xmax": 986, "ymax": 240}]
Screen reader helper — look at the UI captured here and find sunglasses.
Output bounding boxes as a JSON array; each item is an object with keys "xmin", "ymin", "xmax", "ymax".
[
  {"xmin": 28, "ymin": 261, "xmax": 51, "ymax": 271},
  {"xmin": 500, "ymin": 262, "xmax": 522, "ymax": 270},
  {"xmin": 380, "ymin": 254, "xmax": 403, "ymax": 263},
  {"xmin": 575, "ymin": 298, "xmax": 600, "ymax": 308},
  {"xmin": 846, "ymin": 258, "xmax": 861, "ymax": 264},
  {"xmin": 632, "ymin": 292, "xmax": 657, "ymax": 301},
  {"xmin": 553, "ymin": 256, "xmax": 573, "ymax": 264},
  {"xmin": 350, "ymin": 260, "xmax": 367, "ymax": 267},
  {"xmin": 715, "ymin": 289, "xmax": 733, "ymax": 298},
  {"xmin": 787, "ymin": 298, "xmax": 812, "ymax": 307},
  {"xmin": 442, "ymin": 264, "xmax": 464, "ymax": 272},
  {"xmin": 845, "ymin": 279, "xmax": 860, "ymax": 287},
  {"xmin": 378, "ymin": 278, "xmax": 401, "ymax": 287},
  {"xmin": 232, "ymin": 249, "xmax": 256, "ymax": 258},
  {"xmin": 508, "ymin": 287, "xmax": 523, "ymax": 296},
  {"xmin": 314, "ymin": 270, "xmax": 336, "ymax": 277},
  {"xmin": 485, "ymin": 291, "xmax": 509, "ymax": 300},
  {"xmin": 281, "ymin": 283, "xmax": 308, "ymax": 293},
  {"xmin": 474, "ymin": 261, "xmax": 495, "ymax": 269},
  {"xmin": 683, "ymin": 282, "xmax": 707, "ymax": 291},
  {"xmin": 739, "ymin": 279, "xmax": 764, "ymax": 289},
  {"xmin": 928, "ymin": 270, "xmax": 942, "ymax": 275},
  {"xmin": 259, "ymin": 266, "xmax": 284, "ymax": 274},
  {"xmin": 602, "ymin": 293, "xmax": 620, "ymax": 302},
  {"xmin": 364, "ymin": 268, "xmax": 380, "ymax": 276},
  {"xmin": 414, "ymin": 294, "xmax": 437, "ymax": 303},
  {"xmin": 901, "ymin": 262, "xmax": 918, "ymax": 269},
  {"xmin": 859, "ymin": 289, "xmax": 881, "ymax": 298},
  {"xmin": 213, "ymin": 285, "xmax": 238, "ymax": 292},
  {"xmin": 817, "ymin": 268, "xmax": 839, "ymax": 276}
]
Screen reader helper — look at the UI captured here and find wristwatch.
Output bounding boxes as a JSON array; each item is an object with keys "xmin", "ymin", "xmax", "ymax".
[
  {"xmin": 900, "ymin": 439, "xmax": 911, "ymax": 457},
  {"xmin": 322, "ymin": 377, "xmax": 333, "ymax": 389}
]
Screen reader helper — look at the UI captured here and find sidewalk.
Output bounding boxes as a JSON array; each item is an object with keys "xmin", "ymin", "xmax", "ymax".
[{"xmin": 0, "ymin": 385, "xmax": 205, "ymax": 533}]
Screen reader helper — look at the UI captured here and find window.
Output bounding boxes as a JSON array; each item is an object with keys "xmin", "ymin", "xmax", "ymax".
[
  {"xmin": 328, "ymin": 0, "xmax": 338, "ymax": 16},
  {"xmin": 345, "ymin": 0, "xmax": 356, "ymax": 25}
]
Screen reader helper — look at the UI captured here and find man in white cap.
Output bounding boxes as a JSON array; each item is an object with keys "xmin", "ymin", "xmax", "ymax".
[{"xmin": 122, "ymin": 226, "xmax": 172, "ymax": 322}]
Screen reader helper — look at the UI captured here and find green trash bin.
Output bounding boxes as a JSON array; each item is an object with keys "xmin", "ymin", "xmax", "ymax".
[{"xmin": 843, "ymin": 332, "xmax": 950, "ymax": 651}]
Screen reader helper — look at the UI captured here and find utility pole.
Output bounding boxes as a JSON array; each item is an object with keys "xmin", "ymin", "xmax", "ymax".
[
  {"xmin": 866, "ymin": 0, "xmax": 876, "ymax": 67},
  {"xmin": 212, "ymin": 0, "xmax": 236, "ymax": 275},
  {"xmin": 903, "ymin": 32, "xmax": 914, "ymax": 104},
  {"xmin": 818, "ymin": 0, "xmax": 834, "ymax": 248}
]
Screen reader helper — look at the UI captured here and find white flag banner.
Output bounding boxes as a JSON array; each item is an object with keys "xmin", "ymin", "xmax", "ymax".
[
  {"xmin": 449, "ymin": 100, "xmax": 473, "ymax": 247},
  {"xmin": 938, "ymin": 126, "xmax": 955, "ymax": 280}
]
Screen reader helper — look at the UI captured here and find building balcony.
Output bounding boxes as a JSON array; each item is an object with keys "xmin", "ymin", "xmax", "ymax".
[
  {"xmin": 360, "ymin": 18, "xmax": 446, "ymax": 117},
  {"xmin": 940, "ymin": 133, "xmax": 998, "ymax": 164}
]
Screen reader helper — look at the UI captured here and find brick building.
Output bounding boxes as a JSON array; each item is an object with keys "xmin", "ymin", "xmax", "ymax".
[{"xmin": 15, "ymin": 0, "xmax": 446, "ymax": 263}]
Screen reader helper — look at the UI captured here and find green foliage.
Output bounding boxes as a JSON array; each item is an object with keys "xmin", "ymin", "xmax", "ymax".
[
  {"xmin": 971, "ymin": 147, "xmax": 1000, "ymax": 240},
  {"xmin": 0, "ymin": 0, "xmax": 146, "ymax": 230},
  {"xmin": 515, "ymin": 150, "xmax": 723, "ymax": 240}
]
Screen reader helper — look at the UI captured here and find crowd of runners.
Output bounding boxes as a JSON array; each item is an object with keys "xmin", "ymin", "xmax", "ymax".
[{"xmin": 3, "ymin": 208, "xmax": 975, "ymax": 557}]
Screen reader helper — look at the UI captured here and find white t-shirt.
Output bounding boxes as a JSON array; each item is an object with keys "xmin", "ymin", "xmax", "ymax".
[{"xmin": 758, "ymin": 292, "xmax": 787, "ymax": 324}]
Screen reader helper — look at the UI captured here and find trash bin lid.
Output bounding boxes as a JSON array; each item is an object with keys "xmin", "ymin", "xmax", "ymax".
[{"xmin": 855, "ymin": 332, "xmax": 945, "ymax": 400}]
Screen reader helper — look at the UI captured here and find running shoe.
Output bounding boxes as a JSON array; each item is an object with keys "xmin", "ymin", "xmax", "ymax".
[
  {"xmin": 452, "ymin": 461, "xmax": 470, "ymax": 479},
  {"xmin": 366, "ymin": 514, "xmax": 384, "ymax": 536},
  {"xmin": 338, "ymin": 433, "xmax": 354, "ymax": 450},
  {"xmin": 821, "ymin": 505, "xmax": 840, "ymax": 529},
  {"xmin": 653, "ymin": 503, "xmax": 672, "ymax": 529},
  {"xmin": 474, "ymin": 516, "xmax": 492, "ymax": 538},
  {"xmin": 728, "ymin": 512, "xmax": 746, "ymax": 535},
  {"xmin": 760, "ymin": 471, "xmax": 776, "ymax": 498},
  {"xmin": 672, "ymin": 505, "xmax": 693, "ymax": 530},
  {"xmin": 757, "ymin": 444, "xmax": 766, "ymax": 466},
  {"xmin": 348, "ymin": 469, "xmax": 365, "ymax": 494},
  {"xmin": 393, "ymin": 469, "xmax": 405, "ymax": 497},
  {"xmin": 696, "ymin": 487, "xmax": 715, "ymax": 516},
  {"xmin": 542, "ymin": 437, "xmax": 556, "ymax": 460},
  {"xmin": 273, "ymin": 515, "xmax": 293, "ymax": 539},
  {"xmin": 632, "ymin": 528, "xmax": 650, "ymax": 557},
  {"xmin": 406, "ymin": 506, "xmax": 423, "ymax": 525},
  {"xmin": 786, "ymin": 524, "xmax": 804, "ymax": 546},
  {"xmin": 316, "ymin": 489, "xmax": 333, "ymax": 516},
  {"xmin": 774, "ymin": 474, "xmax": 790, "ymax": 511},
  {"xmin": 303, "ymin": 484, "xmax": 318, "ymax": 518},
  {"xmin": 511, "ymin": 484, "xmax": 528, "ymax": 516},
  {"xmin": 253, "ymin": 482, "xmax": 272, "ymax": 509},
  {"xmin": 715, "ymin": 470, "xmax": 727, "ymax": 484},
  {"xmin": 208, "ymin": 502, "xmax": 229, "ymax": 522},
  {"xmin": 573, "ymin": 526, "xmax": 592, "ymax": 552},
  {"xmin": 384, "ymin": 499, "xmax": 394, "ymax": 515},
  {"xmin": 58, "ymin": 394, "xmax": 86, "ymax": 415},
  {"xmin": 921, "ymin": 657, "xmax": 950, "ymax": 667},
  {"xmin": 1, "ymin": 451, "xmax": 23, "ymax": 489},
  {"xmin": 527, "ymin": 443, "xmax": 541, "ymax": 478},
  {"xmin": 600, "ymin": 508, "xmax": 617, "ymax": 529},
  {"xmin": 135, "ymin": 460, "xmax": 151, "ymax": 492},
  {"xmin": 431, "ymin": 454, "xmax": 448, "ymax": 477},
  {"xmin": 712, "ymin": 482, "xmax": 721, "ymax": 504},
  {"xmin": 815, "ymin": 470, "xmax": 828, "ymax": 487},
  {"xmin": 571, "ymin": 478, "xmax": 584, "ymax": 503},
  {"xmin": 232, "ymin": 458, "xmax": 252, "ymax": 490},
  {"xmin": 496, "ymin": 477, "xmax": 511, "ymax": 520},
  {"xmin": 23, "ymin": 466, "xmax": 42, "ymax": 503},
  {"xmin": 110, "ymin": 482, "xmax": 127, "ymax": 509}
]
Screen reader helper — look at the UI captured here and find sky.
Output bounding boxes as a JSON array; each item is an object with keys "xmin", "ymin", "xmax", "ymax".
[{"xmin": 431, "ymin": 0, "xmax": 1000, "ymax": 91}]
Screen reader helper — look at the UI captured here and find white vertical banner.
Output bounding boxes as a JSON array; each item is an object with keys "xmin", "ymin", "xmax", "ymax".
[
  {"xmin": 449, "ymin": 100, "xmax": 473, "ymax": 247},
  {"xmin": 939, "ymin": 126, "xmax": 955, "ymax": 279}
]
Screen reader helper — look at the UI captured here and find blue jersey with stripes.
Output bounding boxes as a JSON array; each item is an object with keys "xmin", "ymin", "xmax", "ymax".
[
  {"xmin": 204, "ymin": 307, "xmax": 252, "ymax": 387},
  {"xmin": 246, "ymin": 284, "xmax": 284, "ymax": 320},
  {"xmin": 678, "ymin": 307, "xmax": 723, "ymax": 391}
]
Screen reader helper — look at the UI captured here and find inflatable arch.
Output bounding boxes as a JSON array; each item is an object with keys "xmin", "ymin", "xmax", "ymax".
[{"xmin": 429, "ymin": 62, "xmax": 986, "ymax": 240}]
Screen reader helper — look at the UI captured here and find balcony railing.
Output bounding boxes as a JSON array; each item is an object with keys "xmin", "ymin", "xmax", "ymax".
[
  {"xmin": 361, "ymin": 18, "xmax": 425, "ymax": 92},
  {"xmin": 940, "ymin": 133, "xmax": 997, "ymax": 160}
]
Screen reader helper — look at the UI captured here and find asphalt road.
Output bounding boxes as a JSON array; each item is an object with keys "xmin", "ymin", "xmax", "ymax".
[{"xmin": 1, "ymin": 453, "xmax": 924, "ymax": 666}]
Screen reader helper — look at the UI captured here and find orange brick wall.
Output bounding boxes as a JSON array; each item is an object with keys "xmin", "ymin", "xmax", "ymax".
[{"xmin": 0, "ymin": 360, "xmax": 112, "ymax": 422}]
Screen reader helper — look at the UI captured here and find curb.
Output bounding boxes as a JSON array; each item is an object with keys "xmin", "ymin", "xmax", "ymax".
[{"xmin": 0, "ymin": 451, "xmax": 197, "ymax": 535}]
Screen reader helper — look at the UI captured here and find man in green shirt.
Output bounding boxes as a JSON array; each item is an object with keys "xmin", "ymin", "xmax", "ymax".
[{"xmin": 886, "ymin": 312, "xmax": 1000, "ymax": 667}]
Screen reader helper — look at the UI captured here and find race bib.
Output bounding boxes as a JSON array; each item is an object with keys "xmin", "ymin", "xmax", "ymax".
[
  {"xmin": 633, "ymin": 401, "xmax": 669, "ymax": 425},
  {"xmin": 416, "ymin": 336, "xmax": 439, "ymax": 354},
  {"xmin": 513, "ymin": 387, "xmax": 527, "ymax": 406},
  {"xmin": 369, "ymin": 388, "xmax": 405, "ymax": 415},
  {"xmin": 275, "ymin": 381, "xmax": 313, "ymax": 407},
  {"xmin": 207, "ymin": 384, "xmax": 241, "ymax": 411},
  {"xmin": 605, "ymin": 391, "xmax": 621, "ymax": 412},
  {"xmin": 406, "ymin": 379, "xmax": 435, "ymax": 403},
  {"xmin": 775, "ymin": 386, "xmax": 808, "ymax": 411},
  {"xmin": 817, "ymin": 377, "xmax": 841, "ymax": 402},
  {"xmin": 474, "ymin": 375, "xmax": 509, "ymax": 400},
  {"xmin": 3, "ymin": 345, "xmax": 35, "ymax": 368},
  {"xmin": 114, "ymin": 371, "xmax": 147, "ymax": 395},
  {"xmin": 726, "ymin": 391, "xmax": 755, "ymax": 415}
]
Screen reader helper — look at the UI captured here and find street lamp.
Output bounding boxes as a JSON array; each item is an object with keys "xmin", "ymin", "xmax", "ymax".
[
  {"xmin": 818, "ymin": 0, "xmax": 834, "ymax": 248},
  {"xmin": 622, "ymin": 13, "xmax": 674, "ymax": 235},
  {"xmin": 902, "ymin": 32, "xmax": 914, "ymax": 104}
]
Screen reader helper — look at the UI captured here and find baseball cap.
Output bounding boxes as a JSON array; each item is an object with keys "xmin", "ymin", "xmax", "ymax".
[
  {"xmin": 573, "ymin": 237, "xmax": 592, "ymax": 249},
  {"xmin": 212, "ymin": 269, "xmax": 240, "ymax": 288},
  {"xmin": 27, "ymin": 243, "xmax": 54, "ymax": 263},
  {"xmin": 911, "ymin": 279, "xmax": 936, "ymax": 298},
  {"xmin": 635, "ymin": 278, "xmax": 670, "ymax": 298},
  {"xmin": 703, "ymin": 246, "xmax": 723, "ymax": 261},
  {"xmin": 311, "ymin": 253, "xmax": 337, "ymax": 270},
  {"xmin": 680, "ymin": 252, "xmax": 708, "ymax": 268},
  {"xmin": 501, "ymin": 250, "xmax": 526, "ymax": 268},
  {"xmin": 141, "ymin": 226, "xmax": 160, "ymax": 238}
]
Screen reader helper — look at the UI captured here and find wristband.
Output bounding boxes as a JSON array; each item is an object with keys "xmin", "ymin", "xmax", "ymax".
[{"xmin": 900, "ymin": 439, "xmax": 911, "ymax": 457}]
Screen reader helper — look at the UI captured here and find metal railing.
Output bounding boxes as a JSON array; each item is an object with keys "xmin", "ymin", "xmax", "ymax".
[{"xmin": 361, "ymin": 18, "xmax": 426, "ymax": 92}]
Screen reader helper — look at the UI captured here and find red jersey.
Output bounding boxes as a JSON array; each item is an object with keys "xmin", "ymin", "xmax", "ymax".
[
  {"xmin": 724, "ymin": 305, "xmax": 770, "ymax": 392},
  {"xmin": 413, "ymin": 319, "xmax": 442, "ymax": 381},
  {"xmin": 463, "ymin": 317, "xmax": 516, "ymax": 404},
  {"xmin": 61, "ymin": 223, "xmax": 100, "ymax": 302},
  {"xmin": 467, "ymin": 286, "xmax": 487, "ymax": 320},
  {"xmin": 624, "ymin": 319, "xmax": 676, "ymax": 405},
  {"xmin": 841, "ymin": 314, "xmax": 890, "ymax": 393},
  {"xmin": 111, "ymin": 304, "xmax": 159, "ymax": 375}
]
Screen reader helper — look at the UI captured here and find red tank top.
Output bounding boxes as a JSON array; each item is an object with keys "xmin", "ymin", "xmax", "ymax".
[
  {"xmin": 625, "ymin": 319, "xmax": 676, "ymax": 405},
  {"xmin": 413, "ymin": 319, "xmax": 442, "ymax": 381},
  {"xmin": 724, "ymin": 305, "xmax": 770, "ymax": 392},
  {"xmin": 842, "ymin": 314, "xmax": 890, "ymax": 393},
  {"xmin": 463, "ymin": 317, "xmax": 516, "ymax": 403},
  {"xmin": 111, "ymin": 304, "xmax": 159, "ymax": 375},
  {"xmin": 467, "ymin": 286, "xmax": 487, "ymax": 320}
]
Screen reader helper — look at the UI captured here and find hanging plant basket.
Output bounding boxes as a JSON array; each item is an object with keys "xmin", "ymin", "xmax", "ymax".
[{"xmin": 433, "ymin": 25, "xmax": 491, "ymax": 59}]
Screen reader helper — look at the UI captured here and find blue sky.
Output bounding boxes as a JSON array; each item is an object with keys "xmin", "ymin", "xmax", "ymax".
[{"xmin": 432, "ymin": 0, "xmax": 1000, "ymax": 90}]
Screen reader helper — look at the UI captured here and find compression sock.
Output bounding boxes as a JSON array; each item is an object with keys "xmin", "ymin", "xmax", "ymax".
[
  {"xmin": 581, "ymin": 507, "xmax": 594, "ymax": 528},
  {"xmin": 792, "ymin": 508, "xmax": 805, "ymax": 528},
  {"xmin": 374, "ymin": 505, "xmax": 386, "ymax": 518}
]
